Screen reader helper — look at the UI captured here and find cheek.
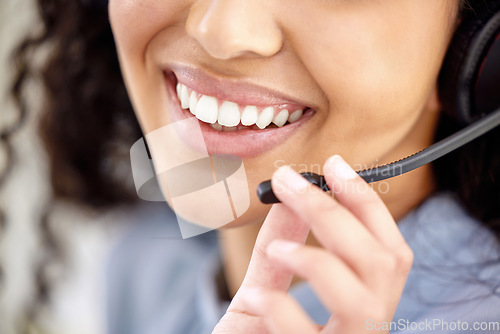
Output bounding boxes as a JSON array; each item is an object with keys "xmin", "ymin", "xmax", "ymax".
[
  {"xmin": 109, "ymin": 0, "xmax": 184, "ymax": 55},
  {"xmin": 109, "ymin": 0, "xmax": 190, "ymax": 84},
  {"xmin": 286, "ymin": 1, "xmax": 455, "ymax": 127},
  {"xmin": 109, "ymin": 0, "xmax": 188, "ymax": 131}
]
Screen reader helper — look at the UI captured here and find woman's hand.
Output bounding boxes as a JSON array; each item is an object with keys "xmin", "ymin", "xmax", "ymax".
[{"xmin": 212, "ymin": 155, "xmax": 413, "ymax": 334}]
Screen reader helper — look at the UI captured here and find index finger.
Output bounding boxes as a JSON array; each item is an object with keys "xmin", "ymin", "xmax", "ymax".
[{"xmin": 323, "ymin": 155, "xmax": 408, "ymax": 252}]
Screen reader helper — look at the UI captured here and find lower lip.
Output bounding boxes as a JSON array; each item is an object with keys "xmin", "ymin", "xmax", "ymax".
[{"xmin": 165, "ymin": 74, "xmax": 315, "ymax": 158}]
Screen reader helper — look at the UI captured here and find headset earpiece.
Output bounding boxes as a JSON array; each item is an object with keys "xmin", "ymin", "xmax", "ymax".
[{"xmin": 440, "ymin": 3, "xmax": 500, "ymax": 124}]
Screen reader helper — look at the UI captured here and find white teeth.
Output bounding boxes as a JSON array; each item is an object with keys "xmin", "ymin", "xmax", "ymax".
[
  {"xmin": 288, "ymin": 109, "xmax": 303, "ymax": 123},
  {"xmin": 256, "ymin": 107, "xmax": 274, "ymax": 129},
  {"xmin": 176, "ymin": 83, "xmax": 182, "ymax": 99},
  {"xmin": 218, "ymin": 101, "xmax": 240, "ymax": 127},
  {"xmin": 272, "ymin": 109, "xmax": 289, "ymax": 127},
  {"xmin": 176, "ymin": 83, "xmax": 307, "ymax": 129},
  {"xmin": 180, "ymin": 84, "xmax": 190, "ymax": 109},
  {"xmin": 241, "ymin": 106, "xmax": 258, "ymax": 126},
  {"xmin": 189, "ymin": 91, "xmax": 198, "ymax": 115},
  {"xmin": 196, "ymin": 95, "xmax": 218, "ymax": 124}
]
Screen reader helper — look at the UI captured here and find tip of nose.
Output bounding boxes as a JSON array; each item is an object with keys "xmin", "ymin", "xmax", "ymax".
[{"xmin": 185, "ymin": 4, "xmax": 283, "ymax": 60}]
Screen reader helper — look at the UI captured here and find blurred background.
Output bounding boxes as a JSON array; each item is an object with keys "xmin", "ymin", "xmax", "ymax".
[{"xmin": 0, "ymin": 1, "xmax": 131, "ymax": 333}]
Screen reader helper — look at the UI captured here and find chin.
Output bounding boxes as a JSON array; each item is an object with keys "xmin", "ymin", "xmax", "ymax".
[{"xmin": 158, "ymin": 172, "xmax": 270, "ymax": 234}]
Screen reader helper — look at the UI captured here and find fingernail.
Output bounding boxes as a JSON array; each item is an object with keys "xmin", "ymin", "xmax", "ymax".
[
  {"xmin": 267, "ymin": 239, "xmax": 301, "ymax": 255},
  {"xmin": 326, "ymin": 155, "xmax": 357, "ymax": 180},
  {"xmin": 273, "ymin": 166, "xmax": 310, "ymax": 193}
]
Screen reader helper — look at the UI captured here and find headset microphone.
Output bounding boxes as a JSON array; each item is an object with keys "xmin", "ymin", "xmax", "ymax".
[{"xmin": 258, "ymin": 7, "xmax": 500, "ymax": 204}]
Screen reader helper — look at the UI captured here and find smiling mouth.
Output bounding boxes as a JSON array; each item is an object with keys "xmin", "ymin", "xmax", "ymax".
[
  {"xmin": 176, "ymin": 82, "xmax": 310, "ymax": 132},
  {"xmin": 163, "ymin": 67, "xmax": 316, "ymax": 157}
]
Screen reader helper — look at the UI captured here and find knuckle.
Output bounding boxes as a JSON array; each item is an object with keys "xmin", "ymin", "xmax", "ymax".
[
  {"xmin": 253, "ymin": 242, "xmax": 268, "ymax": 260},
  {"xmin": 245, "ymin": 244, "xmax": 270, "ymax": 284},
  {"xmin": 394, "ymin": 245, "xmax": 414, "ymax": 273}
]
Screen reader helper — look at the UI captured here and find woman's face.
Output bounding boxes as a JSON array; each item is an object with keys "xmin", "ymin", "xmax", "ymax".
[{"xmin": 110, "ymin": 0, "xmax": 458, "ymax": 227}]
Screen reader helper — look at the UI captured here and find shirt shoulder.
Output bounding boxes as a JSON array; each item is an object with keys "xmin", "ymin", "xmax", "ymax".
[
  {"xmin": 394, "ymin": 192, "xmax": 500, "ymax": 331},
  {"xmin": 105, "ymin": 202, "xmax": 221, "ymax": 334}
]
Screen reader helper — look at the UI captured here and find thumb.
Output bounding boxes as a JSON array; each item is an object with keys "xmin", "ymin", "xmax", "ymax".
[{"xmin": 231, "ymin": 203, "xmax": 310, "ymax": 306}]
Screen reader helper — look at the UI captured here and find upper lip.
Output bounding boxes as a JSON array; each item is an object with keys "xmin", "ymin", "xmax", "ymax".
[{"xmin": 165, "ymin": 64, "xmax": 314, "ymax": 110}]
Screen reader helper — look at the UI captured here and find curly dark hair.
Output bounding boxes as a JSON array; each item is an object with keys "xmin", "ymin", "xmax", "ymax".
[
  {"xmin": 3, "ymin": 0, "xmax": 140, "ymax": 331},
  {"xmin": 9, "ymin": 0, "xmax": 140, "ymax": 207},
  {"xmin": 1, "ymin": 0, "xmax": 499, "ymax": 331}
]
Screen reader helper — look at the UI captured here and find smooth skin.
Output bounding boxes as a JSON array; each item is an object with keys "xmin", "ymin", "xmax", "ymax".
[
  {"xmin": 110, "ymin": 0, "xmax": 457, "ymax": 224},
  {"xmin": 109, "ymin": 0, "xmax": 459, "ymax": 332}
]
